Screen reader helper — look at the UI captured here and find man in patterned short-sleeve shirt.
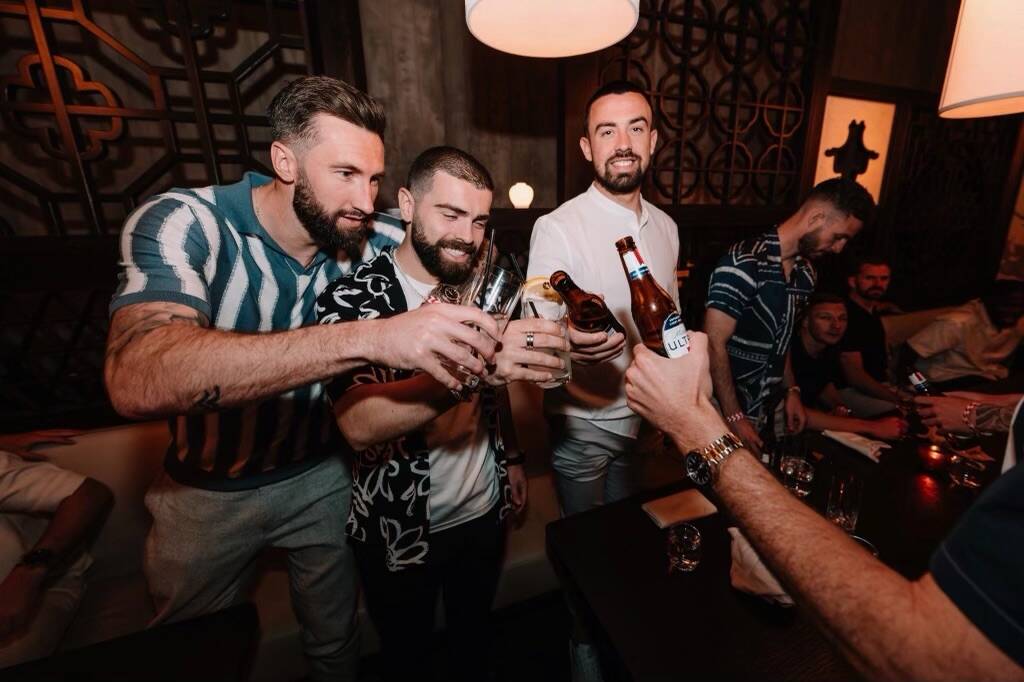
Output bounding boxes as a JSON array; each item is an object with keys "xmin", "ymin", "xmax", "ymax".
[
  {"xmin": 103, "ymin": 78, "xmax": 499, "ymax": 682},
  {"xmin": 705, "ymin": 178, "xmax": 874, "ymax": 456},
  {"xmin": 316, "ymin": 146, "xmax": 568, "ymax": 682}
]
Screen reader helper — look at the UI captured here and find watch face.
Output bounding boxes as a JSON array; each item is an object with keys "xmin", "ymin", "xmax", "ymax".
[{"xmin": 685, "ymin": 452, "xmax": 712, "ymax": 487}]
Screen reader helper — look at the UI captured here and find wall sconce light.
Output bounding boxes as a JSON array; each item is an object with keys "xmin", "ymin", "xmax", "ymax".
[
  {"xmin": 465, "ymin": 0, "xmax": 639, "ymax": 58},
  {"xmin": 939, "ymin": 0, "xmax": 1024, "ymax": 118},
  {"xmin": 509, "ymin": 182, "xmax": 534, "ymax": 209}
]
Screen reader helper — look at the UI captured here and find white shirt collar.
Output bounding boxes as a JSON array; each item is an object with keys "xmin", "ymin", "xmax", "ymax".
[{"xmin": 585, "ymin": 182, "xmax": 650, "ymax": 231}]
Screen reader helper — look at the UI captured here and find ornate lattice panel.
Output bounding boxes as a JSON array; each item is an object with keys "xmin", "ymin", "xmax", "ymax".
[
  {"xmin": 0, "ymin": 0, "xmax": 312, "ymax": 236},
  {"xmin": 0, "ymin": 0, "xmax": 319, "ymax": 430},
  {"xmin": 599, "ymin": 0, "xmax": 820, "ymax": 206},
  {"xmin": 876, "ymin": 108, "xmax": 1021, "ymax": 308}
]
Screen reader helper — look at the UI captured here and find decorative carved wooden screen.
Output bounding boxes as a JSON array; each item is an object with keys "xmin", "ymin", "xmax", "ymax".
[
  {"xmin": 873, "ymin": 109, "xmax": 1022, "ymax": 308},
  {"xmin": 597, "ymin": 0, "xmax": 828, "ymax": 207},
  {"xmin": 0, "ymin": 0, "xmax": 327, "ymax": 430}
]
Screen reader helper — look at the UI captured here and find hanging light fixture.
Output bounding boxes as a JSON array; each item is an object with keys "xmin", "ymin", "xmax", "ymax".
[
  {"xmin": 465, "ymin": 0, "xmax": 639, "ymax": 58},
  {"xmin": 939, "ymin": 0, "xmax": 1024, "ymax": 118}
]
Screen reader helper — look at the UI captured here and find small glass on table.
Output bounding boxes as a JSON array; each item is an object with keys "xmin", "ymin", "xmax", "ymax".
[
  {"xmin": 780, "ymin": 457, "xmax": 814, "ymax": 498},
  {"xmin": 826, "ymin": 470, "xmax": 863, "ymax": 533},
  {"xmin": 947, "ymin": 455, "xmax": 986, "ymax": 489},
  {"xmin": 667, "ymin": 522, "xmax": 702, "ymax": 573}
]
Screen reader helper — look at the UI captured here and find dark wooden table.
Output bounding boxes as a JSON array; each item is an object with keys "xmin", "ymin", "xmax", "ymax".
[{"xmin": 545, "ymin": 432, "xmax": 1004, "ymax": 681}]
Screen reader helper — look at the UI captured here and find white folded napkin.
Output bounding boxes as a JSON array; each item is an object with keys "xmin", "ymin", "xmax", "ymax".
[
  {"xmin": 728, "ymin": 528, "xmax": 793, "ymax": 607},
  {"xmin": 822, "ymin": 430, "xmax": 890, "ymax": 462}
]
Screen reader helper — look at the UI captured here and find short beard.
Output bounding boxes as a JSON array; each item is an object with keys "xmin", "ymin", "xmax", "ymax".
[
  {"xmin": 292, "ymin": 171, "xmax": 368, "ymax": 254},
  {"xmin": 797, "ymin": 228, "xmax": 824, "ymax": 259},
  {"xmin": 594, "ymin": 152, "xmax": 647, "ymax": 194},
  {"xmin": 410, "ymin": 220, "xmax": 477, "ymax": 284},
  {"xmin": 860, "ymin": 287, "xmax": 885, "ymax": 300}
]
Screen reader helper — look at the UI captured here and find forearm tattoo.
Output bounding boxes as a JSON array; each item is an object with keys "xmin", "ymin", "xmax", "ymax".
[
  {"xmin": 106, "ymin": 309, "xmax": 208, "ymax": 359},
  {"xmin": 975, "ymin": 404, "xmax": 1014, "ymax": 433}
]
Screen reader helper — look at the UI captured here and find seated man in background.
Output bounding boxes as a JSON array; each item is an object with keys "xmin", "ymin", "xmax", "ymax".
[
  {"xmin": 905, "ymin": 280, "xmax": 1024, "ymax": 391},
  {"xmin": 0, "ymin": 436, "xmax": 112, "ymax": 668},
  {"xmin": 791, "ymin": 294, "xmax": 906, "ymax": 440},
  {"xmin": 839, "ymin": 257, "xmax": 902, "ymax": 414},
  {"xmin": 625, "ymin": 334, "xmax": 1024, "ymax": 681}
]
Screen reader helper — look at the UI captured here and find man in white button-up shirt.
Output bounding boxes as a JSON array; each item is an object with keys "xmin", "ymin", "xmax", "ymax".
[{"xmin": 528, "ymin": 81, "xmax": 680, "ymax": 519}]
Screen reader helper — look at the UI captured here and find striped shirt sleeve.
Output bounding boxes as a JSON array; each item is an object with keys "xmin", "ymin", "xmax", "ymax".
[
  {"xmin": 110, "ymin": 195, "xmax": 213, "ymax": 318},
  {"xmin": 707, "ymin": 249, "xmax": 759, "ymax": 320}
]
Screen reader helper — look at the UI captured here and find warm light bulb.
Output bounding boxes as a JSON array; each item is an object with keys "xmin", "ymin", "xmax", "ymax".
[{"xmin": 509, "ymin": 182, "xmax": 534, "ymax": 209}]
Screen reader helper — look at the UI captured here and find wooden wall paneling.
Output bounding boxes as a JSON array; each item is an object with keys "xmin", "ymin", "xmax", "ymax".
[
  {"xmin": 303, "ymin": 0, "xmax": 368, "ymax": 88},
  {"xmin": 988, "ymin": 122, "xmax": 1024, "ymax": 283},
  {"xmin": 879, "ymin": 110, "xmax": 1023, "ymax": 308},
  {"xmin": 796, "ymin": 0, "xmax": 841, "ymax": 195},
  {"xmin": 359, "ymin": 0, "xmax": 559, "ymax": 210},
  {"xmin": 436, "ymin": 1, "xmax": 559, "ymax": 209},
  {"xmin": 559, "ymin": 52, "xmax": 602, "ymax": 202},
  {"xmin": 830, "ymin": 0, "xmax": 959, "ymax": 93},
  {"xmin": 359, "ymin": 0, "xmax": 446, "ymax": 207}
]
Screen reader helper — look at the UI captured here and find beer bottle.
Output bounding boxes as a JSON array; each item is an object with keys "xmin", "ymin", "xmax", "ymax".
[
  {"xmin": 615, "ymin": 236, "xmax": 689, "ymax": 358},
  {"xmin": 905, "ymin": 371, "xmax": 940, "ymax": 437},
  {"xmin": 908, "ymin": 371, "xmax": 942, "ymax": 396},
  {"xmin": 549, "ymin": 270, "xmax": 625, "ymax": 336}
]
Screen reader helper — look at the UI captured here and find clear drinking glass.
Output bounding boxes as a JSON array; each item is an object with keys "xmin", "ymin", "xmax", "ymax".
[
  {"xmin": 667, "ymin": 523, "xmax": 702, "ymax": 573},
  {"xmin": 780, "ymin": 456, "xmax": 814, "ymax": 498},
  {"xmin": 521, "ymin": 278, "xmax": 571, "ymax": 389},
  {"xmin": 826, "ymin": 471, "xmax": 863, "ymax": 532},
  {"xmin": 435, "ymin": 262, "xmax": 523, "ymax": 397},
  {"xmin": 947, "ymin": 455, "xmax": 985, "ymax": 489}
]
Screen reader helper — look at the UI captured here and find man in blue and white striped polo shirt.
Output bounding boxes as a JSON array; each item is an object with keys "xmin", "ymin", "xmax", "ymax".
[
  {"xmin": 104, "ymin": 77, "xmax": 499, "ymax": 681},
  {"xmin": 705, "ymin": 178, "xmax": 874, "ymax": 457}
]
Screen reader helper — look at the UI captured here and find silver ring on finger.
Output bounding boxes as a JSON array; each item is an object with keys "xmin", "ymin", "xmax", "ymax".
[{"xmin": 525, "ymin": 331, "xmax": 535, "ymax": 349}]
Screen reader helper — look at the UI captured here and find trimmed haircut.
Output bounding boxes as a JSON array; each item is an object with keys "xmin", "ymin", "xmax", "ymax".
[
  {"xmin": 800, "ymin": 291, "xmax": 846, "ymax": 326},
  {"xmin": 807, "ymin": 292, "xmax": 847, "ymax": 310},
  {"xmin": 583, "ymin": 80, "xmax": 651, "ymax": 135},
  {"xmin": 407, "ymin": 146, "xmax": 494, "ymax": 197},
  {"xmin": 851, "ymin": 255, "xmax": 891, "ymax": 276},
  {"xmin": 268, "ymin": 76, "xmax": 386, "ymax": 145},
  {"xmin": 805, "ymin": 177, "xmax": 876, "ymax": 225}
]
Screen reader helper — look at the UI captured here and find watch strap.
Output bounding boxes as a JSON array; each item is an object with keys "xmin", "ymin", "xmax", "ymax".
[{"xmin": 693, "ymin": 432, "xmax": 744, "ymax": 483}]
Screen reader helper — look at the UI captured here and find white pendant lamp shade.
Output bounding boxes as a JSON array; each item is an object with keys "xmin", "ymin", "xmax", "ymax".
[
  {"xmin": 465, "ymin": 0, "xmax": 640, "ymax": 58},
  {"xmin": 939, "ymin": 0, "xmax": 1024, "ymax": 119}
]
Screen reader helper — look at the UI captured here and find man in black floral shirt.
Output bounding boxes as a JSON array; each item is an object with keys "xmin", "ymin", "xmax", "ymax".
[{"xmin": 316, "ymin": 146, "xmax": 568, "ymax": 681}]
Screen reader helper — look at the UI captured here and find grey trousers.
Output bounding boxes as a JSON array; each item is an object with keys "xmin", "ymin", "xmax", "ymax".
[
  {"xmin": 143, "ymin": 456, "xmax": 358, "ymax": 682},
  {"xmin": 550, "ymin": 415, "xmax": 639, "ymax": 517}
]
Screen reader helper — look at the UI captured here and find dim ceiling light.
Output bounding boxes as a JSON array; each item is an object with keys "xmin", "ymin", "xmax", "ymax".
[
  {"xmin": 465, "ymin": 0, "xmax": 639, "ymax": 58},
  {"xmin": 939, "ymin": 0, "xmax": 1024, "ymax": 118}
]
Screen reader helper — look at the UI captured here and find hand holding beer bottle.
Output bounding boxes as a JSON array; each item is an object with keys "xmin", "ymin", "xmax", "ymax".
[
  {"xmin": 548, "ymin": 270, "xmax": 626, "ymax": 365},
  {"xmin": 615, "ymin": 236, "xmax": 689, "ymax": 358}
]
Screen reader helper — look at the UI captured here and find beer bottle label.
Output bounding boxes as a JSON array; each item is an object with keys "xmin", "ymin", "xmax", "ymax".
[
  {"xmin": 662, "ymin": 312, "xmax": 690, "ymax": 358},
  {"xmin": 908, "ymin": 371, "xmax": 932, "ymax": 394},
  {"xmin": 622, "ymin": 251, "xmax": 650, "ymax": 280}
]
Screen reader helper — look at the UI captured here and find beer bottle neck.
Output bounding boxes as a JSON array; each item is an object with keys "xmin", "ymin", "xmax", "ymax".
[{"xmin": 621, "ymin": 248, "xmax": 651, "ymax": 281}]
